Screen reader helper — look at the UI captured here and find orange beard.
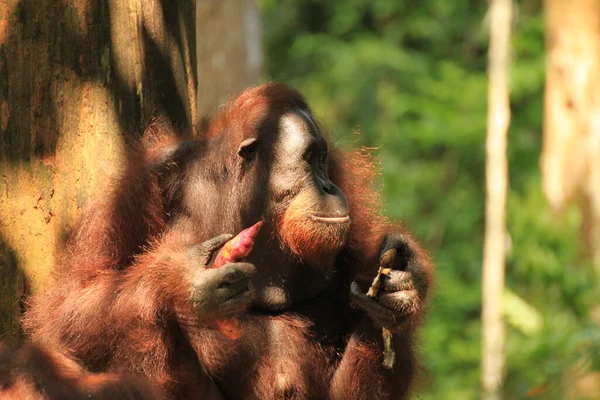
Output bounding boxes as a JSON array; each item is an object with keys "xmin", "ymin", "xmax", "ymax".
[{"xmin": 276, "ymin": 192, "xmax": 350, "ymax": 269}]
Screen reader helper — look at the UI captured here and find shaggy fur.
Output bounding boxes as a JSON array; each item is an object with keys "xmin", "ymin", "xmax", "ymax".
[{"xmin": 0, "ymin": 341, "xmax": 161, "ymax": 399}]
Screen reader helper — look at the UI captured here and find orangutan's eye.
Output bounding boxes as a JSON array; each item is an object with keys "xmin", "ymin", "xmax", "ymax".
[{"xmin": 238, "ymin": 138, "xmax": 259, "ymax": 161}]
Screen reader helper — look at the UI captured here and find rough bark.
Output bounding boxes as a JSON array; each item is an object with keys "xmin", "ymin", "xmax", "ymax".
[
  {"xmin": 0, "ymin": 0, "xmax": 197, "ymax": 337},
  {"xmin": 543, "ymin": 0, "xmax": 600, "ymax": 270},
  {"xmin": 481, "ymin": 0, "xmax": 512, "ymax": 399},
  {"xmin": 196, "ymin": 0, "xmax": 262, "ymax": 120}
]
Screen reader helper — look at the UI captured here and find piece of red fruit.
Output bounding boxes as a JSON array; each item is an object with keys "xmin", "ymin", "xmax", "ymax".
[
  {"xmin": 213, "ymin": 221, "xmax": 263, "ymax": 267},
  {"xmin": 212, "ymin": 221, "xmax": 263, "ymax": 339}
]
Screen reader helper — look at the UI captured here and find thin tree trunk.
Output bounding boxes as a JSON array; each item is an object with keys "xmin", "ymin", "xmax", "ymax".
[
  {"xmin": 0, "ymin": 0, "xmax": 197, "ymax": 336},
  {"xmin": 196, "ymin": 0, "xmax": 262, "ymax": 120},
  {"xmin": 482, "ymin": 0, "xmax": 512, "ymax": 399}
]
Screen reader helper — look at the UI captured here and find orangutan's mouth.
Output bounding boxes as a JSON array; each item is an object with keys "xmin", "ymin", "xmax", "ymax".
[{"xmin": 310, "ymin": 215, "xmax": 351, "ymax": 224}]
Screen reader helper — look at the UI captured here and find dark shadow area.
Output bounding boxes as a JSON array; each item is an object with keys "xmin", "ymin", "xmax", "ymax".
[
  {"xmin": 0, "ymin": 237, "xmax": 29, "ymax": 339},
  {"xmin": 139, "ymin": 24, "xmax": 188, "ymax": 135}
]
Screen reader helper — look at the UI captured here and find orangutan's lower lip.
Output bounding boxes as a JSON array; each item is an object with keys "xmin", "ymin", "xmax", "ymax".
[{"xmin": 310, "ymin": 215, "xmax": 351, "ymax": 223}]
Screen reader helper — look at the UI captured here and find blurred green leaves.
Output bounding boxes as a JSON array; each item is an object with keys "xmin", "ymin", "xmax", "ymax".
[
  {"xmin": 503, "ymin": 288, "xmax": 543, "ymax": 336},
  {"xmin": 261, "ymin": 0, "xmax": 600, "ymax": 398}
]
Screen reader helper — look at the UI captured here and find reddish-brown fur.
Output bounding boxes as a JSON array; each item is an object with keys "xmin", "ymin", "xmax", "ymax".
[
  {"xmin": 0, "ymin": 341, "xmax": 161, "ymax": 399},
  {"xmin": 20, "ymin": 83, "xmax": 433, "ymax": 399}
]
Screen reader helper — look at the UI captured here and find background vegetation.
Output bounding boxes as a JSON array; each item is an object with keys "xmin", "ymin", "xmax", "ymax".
[{"xmin": 260, "ymin": 1, "xmax": 600, "ymax": 398}]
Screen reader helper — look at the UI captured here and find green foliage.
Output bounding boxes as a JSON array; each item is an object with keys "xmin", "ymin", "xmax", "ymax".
[{"xmin": 261, "ymin": 0, "xmax": 600, "ymax": 398}]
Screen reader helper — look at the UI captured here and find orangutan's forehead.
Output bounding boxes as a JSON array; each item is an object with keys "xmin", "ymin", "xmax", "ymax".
[{"xmin": 274, "ymin": 110, "xmax": 323, "ymax": 153}]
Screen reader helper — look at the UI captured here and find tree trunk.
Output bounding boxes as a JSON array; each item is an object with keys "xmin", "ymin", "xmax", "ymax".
[
  {"xmin": 481, "ymin": 0, "xmax": 512, "ymax": 399},
  {"xmin": 196, "ymin": 0, "xmax": 262, "ymax": 120},
  {"xmin": 0, "ymin": 0, "xmax": 197, "ymax": 337},
  {"xmin": 544, "ymin": 1, "xmax": 600, "ymax": 396},
  {"xmin": 543, "ymin": 0, "xmax": 600, "ymax": 271}
]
